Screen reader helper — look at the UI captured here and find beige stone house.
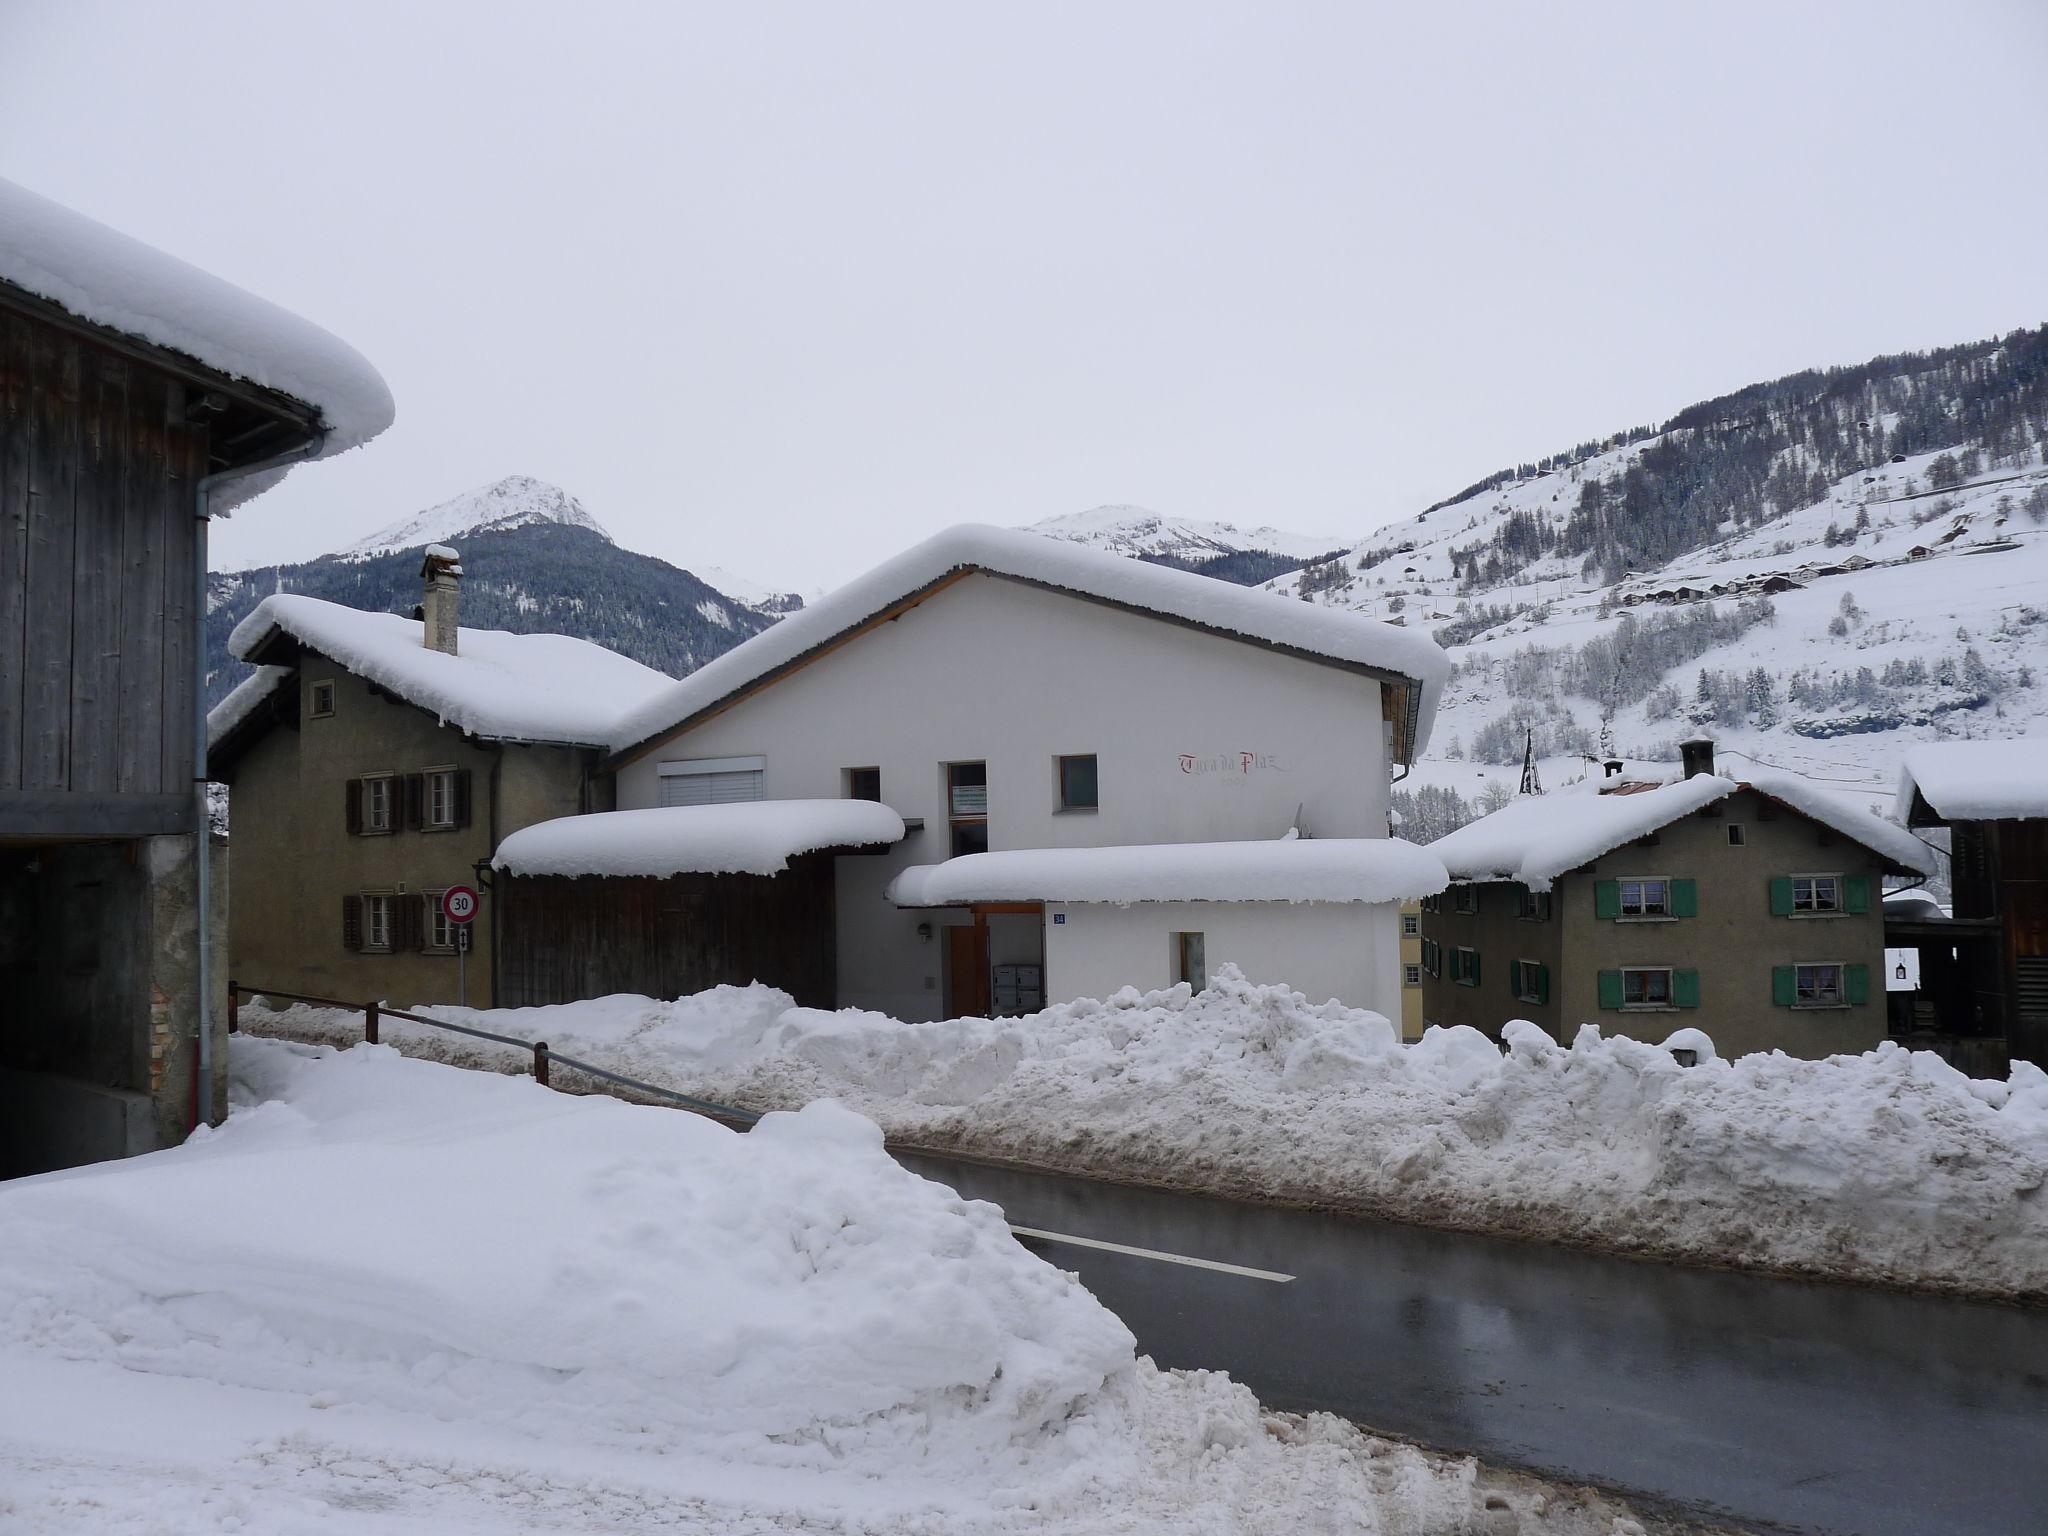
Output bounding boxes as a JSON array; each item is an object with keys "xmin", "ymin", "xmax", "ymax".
[
  {"xmin": 1419, "ymin": 741, "xmax": 1936, "ymax": 1060},
  {"xmin": 206, "ymin": 555, "xmax": 671, "ymax": 1008}
]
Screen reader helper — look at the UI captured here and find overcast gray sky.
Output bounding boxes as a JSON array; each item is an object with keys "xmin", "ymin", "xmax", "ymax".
[{"xmin": 6, "ymin": 1, "xmax": 2046, "ymax": 590}]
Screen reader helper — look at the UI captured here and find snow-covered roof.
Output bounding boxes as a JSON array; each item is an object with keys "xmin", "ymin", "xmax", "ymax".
[
  {"xmin": 204, "ymin": 663, "xmax": 295, "ymax": 751},
  {"xmin": 0, "ymin": 178, "xmax": 394, "ymax": 510},
  {"xmin": 493, "ymin": 800, "xmax": 906, "ymax": 878},
  {"xmin": 1430, "ymin": 770, "xmax": 1935, "ymax": 890},
  {"xmin": 1897, "ymin": 740, "xmax": 2048, "ymax": 825},
  {"xmin": 609, "ymin": 524, "xmax": 1450, "ymax": 761},
  {"xmin": 886, "ymin": 835, "xmax": 1449, "ymax": 907},
  {"xmin": 219, "ymin": 594, "xmax": 673, "ymax": 748}
]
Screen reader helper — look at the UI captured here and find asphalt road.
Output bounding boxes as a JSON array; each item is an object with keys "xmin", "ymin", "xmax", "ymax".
[{"xmin": 896, "ymin": 1151, "xmax": 2048, "ymax": 1536}]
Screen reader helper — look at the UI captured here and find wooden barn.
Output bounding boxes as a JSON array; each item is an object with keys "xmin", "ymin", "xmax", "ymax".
[
  {"xmin": 488, "ymin": 801, "xmax": 906, "ymax": 1009},
  {"xmin": 0, "ymin": 178, "xmax": 391, "ymax": 1175}
]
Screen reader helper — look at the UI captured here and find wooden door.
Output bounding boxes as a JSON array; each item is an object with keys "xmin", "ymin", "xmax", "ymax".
[{"xmin": 946, "ymin": 923, "xmax": 989, "ymax": 1018}]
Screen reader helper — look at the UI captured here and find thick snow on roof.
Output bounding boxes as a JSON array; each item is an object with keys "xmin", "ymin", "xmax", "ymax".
[
  {"xmin": 610, "ymin": 524, "xmax": 1450, "ymax": 757},
  {"xmin": 0, "ymin": 179, "xmax": 394, "ymax": 510},
  {"xmin": 204, "ymin": 663, "xmax": 294, "ymax": 750},
  {"xmin": 494, "ymin": 799, "xmax": 905, "ymax": 878},
  {"xmin": 1432, "ymin": 770, "xmax": 1935, "ymax": 889},
  {"xmin": 222, "ymin": 594, "xmax": 672, "ymax": 747},
  {"xmin": 887, "ymin": 834, "xmax": 1448, "ymax": 907},
  {"xmin": 1897, "ymin": 739, "xmax": 2048, "ymax": 823}
]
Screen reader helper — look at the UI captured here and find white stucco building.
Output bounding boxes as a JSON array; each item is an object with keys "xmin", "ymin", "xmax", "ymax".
[{"xmin": 512, "ymin": 525, "xmax": 1450, "ymax": 1022}]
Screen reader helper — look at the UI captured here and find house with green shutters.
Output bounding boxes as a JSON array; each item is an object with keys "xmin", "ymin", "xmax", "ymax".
[{"xmin": 1418, "ymin": 741, "xmax": 1935, "ymax": 1059}]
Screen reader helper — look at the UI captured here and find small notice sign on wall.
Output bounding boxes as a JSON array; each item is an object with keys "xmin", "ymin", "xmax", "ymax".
[{"xmin": 1053, "ymin": 913, "xmax": 1066, "ymax": 924}]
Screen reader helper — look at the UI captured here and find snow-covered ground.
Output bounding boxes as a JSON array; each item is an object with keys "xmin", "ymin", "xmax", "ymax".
[
  {"xmin": 0, "ymin": 1036, "xmax": 1653, "ymax": 1535},
  {"xmin": 244, "ymin": 971, "xmax": 2048, "ymax": 1301}
]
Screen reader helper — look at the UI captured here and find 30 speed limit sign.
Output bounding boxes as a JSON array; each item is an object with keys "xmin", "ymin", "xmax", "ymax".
[{"xmin": 441, "ymin": 885, "xmax": 479, "ymax": 925}]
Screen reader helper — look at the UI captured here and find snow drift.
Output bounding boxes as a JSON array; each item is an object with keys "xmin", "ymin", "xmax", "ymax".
[{"xmin": 252, "ymin": 971, "xmax": 2048, "ymax": 1300}]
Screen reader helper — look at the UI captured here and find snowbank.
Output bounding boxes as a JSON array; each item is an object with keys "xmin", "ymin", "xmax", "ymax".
[
  {"xmin": 610, "ymin": 523, "xmax": 1451, "ymax": 757},
  {"xmin": 888, "ymin": 834, "xmax": 1449, "ymax": 906},
  {"xmin": 222, "ymin": 593, "xmax": 674, "ymax": 746},
  {"xmin": 1898, "ymin": 737, "xmax": 2048, "ymax": 823},
  {"xmin": 250, "ymin": 972, "xmax": 2048, "ymax": 1301},
  {"xmin": 496, "ymin": 799, "xmax": 906, "ymax": 878},
  {"xmin": 0, "ymin": 1037, "xmax": 1624, "ymax": 1534},
  {"xmin": 0, "ymin": 177, "xmax": 394, "ymax": 509}
]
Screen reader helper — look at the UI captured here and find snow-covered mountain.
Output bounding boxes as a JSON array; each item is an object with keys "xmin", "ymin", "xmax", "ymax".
[
  {"xmin": 1027, "ymin": 505, "xmax": 1342, "ymax": 585},
  {"xmin": 1260, "ymin": 326, "xmax": 2048, "ymax": 818},
  {"xmin": 334, "ymin": 475, "xmax": 613, "ymax": 559},
  {"xmin": 696, "ymin": 566, "xmax": 807, "ymax": 619}
]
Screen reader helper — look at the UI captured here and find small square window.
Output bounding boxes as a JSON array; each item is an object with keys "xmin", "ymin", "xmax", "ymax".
[
  {"xmin": 1793, "ymin": 875, "xmax": 1841, "ymax": 914},
  {"xmin": 1726, "ymin": 824, "xmax": 1745, "ymax": 847},
  {"xmin": 1404, "ymin": 964, "xmax": 1422, "ymax": 987},
  {"xmin": 847, "ymin": 766, "xmax": 882, "ymax": 802},
  {"xmin": 1795, "ymin": 963, "xmax": 1844, "ymax": 1006},
  {"xmin": 1057, "ymin": 753, "xmax": 1098, "ymax": 812},
  {"xmin": 1401, "ymin": 912, "xmax": 1419, "ymax": 937},
  {"xmin": 1453, "ymin": 886, "xmax": 1477, "ymax": 915},
  {"xmin": 309, "ymin": 681, "xmax": 336, "ymax": 718},
  {"xmin": 1622, "ymin": 967, "xmax": 1672, "ymax": 1007},
  {"xmin": 1619, "ymin": 878, "xmax": 1669, "ymax": 918}
]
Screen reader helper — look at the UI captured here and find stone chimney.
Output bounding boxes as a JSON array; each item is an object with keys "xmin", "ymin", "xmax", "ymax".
[
  {"xmin": 421, "ymin": 545, "xmax": 461, "ymax": 656},
  {"xmin": 1680, "ymin": 736, "xmax": 1715, "ymax": 780}
]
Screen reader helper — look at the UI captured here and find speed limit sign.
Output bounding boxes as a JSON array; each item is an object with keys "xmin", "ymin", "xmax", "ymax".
[{"xmin": 442, "ymin": 885, "xmax": 479, "ymax": 925}]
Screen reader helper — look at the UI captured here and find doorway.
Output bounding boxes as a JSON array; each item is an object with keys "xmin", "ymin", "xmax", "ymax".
[{"xmin": 945, "ymin": 923, "xmax": 990, "ymax": 1018}]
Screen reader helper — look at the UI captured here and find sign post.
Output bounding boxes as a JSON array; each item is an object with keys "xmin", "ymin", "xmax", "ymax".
[{"xmin": 442, "ymin": 884, "xmax": 479, "ymax": 1006}]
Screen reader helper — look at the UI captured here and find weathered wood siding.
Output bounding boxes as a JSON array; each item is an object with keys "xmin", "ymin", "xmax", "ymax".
[
  {"xmin": 497, "ymin": 856, "xmax": 839, "ymax": 1009},
  {"xmin": 0, "ymin": 304, "xmax": 210, "ymax": 836}
]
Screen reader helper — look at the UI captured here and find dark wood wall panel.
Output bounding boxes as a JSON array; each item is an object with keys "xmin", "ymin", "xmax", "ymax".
[
  {"xmin": 21, "ymin": 323, "xmax": 77, "ymax": 792},
  {"xmin": 0, "ymin": 310, "xmax": 31, "ymax": 791},
  {"xmin": 115, "ymin": 370, "xmax": 170, "ymax": 793},
  {"xmin": 68, "ymin": 347, "xmax": 126, "ymax": 794}
]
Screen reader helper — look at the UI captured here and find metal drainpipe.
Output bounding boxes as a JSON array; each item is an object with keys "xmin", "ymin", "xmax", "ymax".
[{"xmin": 193, "ymin": 433, "xmax": 324, "ymax": 1127}]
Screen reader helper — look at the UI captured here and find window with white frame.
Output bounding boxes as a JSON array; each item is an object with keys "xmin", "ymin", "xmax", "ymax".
[
  {"xmin": 425, "ymin": 890, "xmax": 456, "ymax": 952},
  {"xmin": 1404, "ymin": 963, "xmax": 1422, "ymax": 987},
  {"xmin": 1519, "ymin": 889, "xmax": 1552, "ymax": 921},
  {"xmin": 425, "ymin": 768, "xmax": 458, "ymax": 829},
  {"xmin": 363, "ymin": 774, "xmax": 395, "ymax": 834},
  {"xmin": 1401, "ymin": 912, "xmax": 1419, "ymax": 937},
  {"xmin": 1619, "ymin": 878, "xmax": 1670, "ymax": 918},
  {"xmin": 1622, "ymin": 967, "xmax": 1672, "ymax": 1007},
  {"xmin": 658, "ymin": 755, "xmax": 767, "ymax": 807},
  {"xmin": 1792, "ymin": 875, "xmax": 1841, "ymax": 914},
  {"xmin": 1795, "ymin": 963, "xmax": 1844, "ymax": 1006},
  {"xmin": 362, "ymin": 893, "xmax": 394, "ymax": 952},
  {"xmin": 309, "ymin": 680, "xmax": 336, "ymax": 718}
]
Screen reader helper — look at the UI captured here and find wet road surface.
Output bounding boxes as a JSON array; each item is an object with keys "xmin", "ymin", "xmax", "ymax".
[{"xmin": 896, "ymin": 1151, "xmax": 2048, "ymax": 1536}]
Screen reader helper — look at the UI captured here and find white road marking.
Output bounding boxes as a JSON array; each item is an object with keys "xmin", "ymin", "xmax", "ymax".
[{"xmin": 1007, "ymin": 1225, "xmax": 1295, "ymax": 1283}]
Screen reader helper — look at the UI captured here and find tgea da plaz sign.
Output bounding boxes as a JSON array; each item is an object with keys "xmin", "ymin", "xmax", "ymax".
[{"xmin": 1176, "ymin": 751, "xmax": 1287, "ymax": 787}]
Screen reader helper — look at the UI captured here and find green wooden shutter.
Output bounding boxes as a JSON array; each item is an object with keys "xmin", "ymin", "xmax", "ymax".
[
  {"xmin": 1845, "ymin": 964, "xmax": 1870, "ymax": 1005},
  {"xmin": 1594, "ymin": 880, "xmax": 1621, "ymax": 920},
  {"xmin": 1674, "ymin": 969, "xmax": 1701, "ymax": 1008},
  {"xmin": 1469, "ymin": 951, "xmax": 1481, "ymax": 987},
  {"xmin": 1670, "ymin": 879, "xmax": 1698, "ymax": 917},
  {"xmin": 1772, "ymin": 965, "xmax": 1796, "ymax": 1006},
  {"xmin": 1769, "ymin": 876, "xmax": 1795, "ymax": 916},
  {"xmin": 1597, "ymin": 970, "xmax": 1623, "ymax": 1009},
  {"xmin": 1842, "ymin": 875, "xmax": 1871, "ymax": 914},
  {"xmin": 1535, "ymin": 963, "xmax": 1550, "ymax": 1005}
]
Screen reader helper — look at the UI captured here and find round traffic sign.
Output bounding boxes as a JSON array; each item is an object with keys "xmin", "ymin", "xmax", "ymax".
[{"xmin": 442, "ymin": 885, "xmax": 479, "ymax": 924}]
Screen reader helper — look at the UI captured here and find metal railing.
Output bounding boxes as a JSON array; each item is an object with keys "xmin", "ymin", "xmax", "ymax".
[{"xmin": 227, "ymin": 979, "xmax": 761, "ymax": 1124}]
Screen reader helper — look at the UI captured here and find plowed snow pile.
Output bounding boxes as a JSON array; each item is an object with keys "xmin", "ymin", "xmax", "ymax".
[
  {"xmin": 0, "ymin": 1036, "xmax": 1637, "ymax": 1535},
  {"xmin": 252, "ymin": 968, "xmax": 2048, "ymax": 1299}
]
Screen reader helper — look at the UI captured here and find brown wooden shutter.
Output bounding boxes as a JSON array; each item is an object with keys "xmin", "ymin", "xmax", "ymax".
[
  {"xmin": 345, "ymin": 778, "xmax": 362, "ymax": 835},
  {"xmin": 402, "ymin": 893, "xmax": 426, "ymax": 952},
  {"xmin": 453, "ymin": 768, "xmax": 473, "ymax": 829},
  {"xmin": 403, "ymin": 773, "xmax": 425, "ymax": 831},
  {"xmin": 341, "ymin": 894, "xmax": 362, "ymax": 951}
]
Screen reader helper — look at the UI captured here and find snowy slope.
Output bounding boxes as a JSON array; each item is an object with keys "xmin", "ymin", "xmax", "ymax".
[
  {"xmin": 1029, "ymin": 504, "xmax": 1339, "ymax": 564},
  {"xmin": 335, "ymin": 474, "xmax": 613, "ymax": 559}
]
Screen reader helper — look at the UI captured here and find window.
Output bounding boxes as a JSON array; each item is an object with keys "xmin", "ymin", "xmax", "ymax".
[
  {"xmin": 1623, "ymin": 967, "xmax": 1672, "ymax": 1007},
  {"xmin": 1401, "ymin": 912, "xmax": 1420, "ymax": 937},
  {"xmin": 1057, "ymin": 753, "xmax": 1098, "ymax": 812},
  {"xmin": 1727, "ymin": 824, "xmax": 1745, "ymax": 847},
  {"xmin": 1404, "ymin": 963, "xmax": 1422, "ymax": 987},
  {"xmin": 846, "ymin": 767, "xmax": 882, "ymax": 802},
  {"xmin": 1512, "ymin": 959, "xmax": 1548, "ymax": 1004},
  {"xmin": 425, "ymin": 769, "xmax": 458, "ymax": 830},
  {"xmin": 1419, "ymin": 937, "xmax": 1440, "ymax": 977},
  {"xmin": 424, "ymin": 890, "xmax": 456, "ymax": 952},
  {"xmin": 1795, "ymin": 963, "xmax": 1843, "ymax": 1006},
  {"xmin": 1452, "ymin": 947, "xmax": 1480, "ymax": 987},
  {"xmin": 658, "ymin": 755, "xmax": 766, "ymax": 807},
  {"xmin": 1453, "ymin": 886, "xmax": 1477, "ymax": 915},
  {"xmin": 948, "ymin": 762, "xmax": 988, "ymax": 856},
  {"xmin": 309, "ymin": 681, "xmax": 336, "ymax": 718},
  {"xmin": 1518, "ymin": 889, "xmax": 1552, "ymax": 922},
  {"xmin": 362, "ymin": 893, "xmax": 393, "ymax": 953},
  {"xmin": 363, "ymin": 774, "xmax": 395, "ymax": 834},
  {"xmin": 1619, "ymin": 878, "xmax": 1669, "ymax": 918},
  {"xmin": 1173, "ymin": 931, "xmax": 1207, "ymax": 993},
  {"xmin": 1793, "ymin": 875, "xmax": 1841, "ymax": 914}
]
